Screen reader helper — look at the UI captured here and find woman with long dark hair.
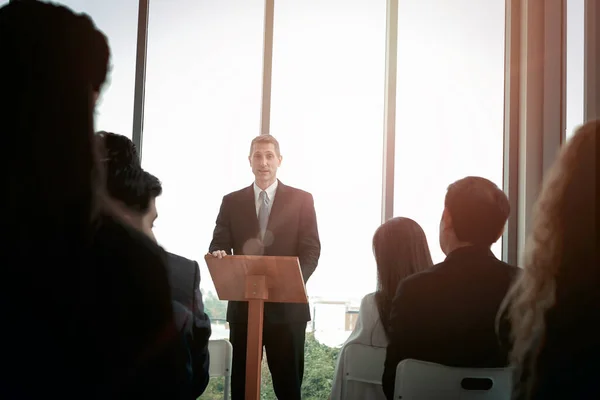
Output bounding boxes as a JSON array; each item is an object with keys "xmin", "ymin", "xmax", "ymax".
[
  {"xmin": 498, "ymin": 120, "xmax": 599, "ymax": 399},
  {"xmin": 331, "ymin": 217, "xmax": 433, "ymax": 399},
  {"xmin": 0, "ymin": 2, "xmax": 186, "ymax": 398}
]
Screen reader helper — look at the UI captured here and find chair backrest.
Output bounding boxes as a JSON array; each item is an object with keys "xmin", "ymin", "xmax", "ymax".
[
  {"xmin": 341, "ymin": 343, "xmax": 387, "ymax": 400},
  {"xmin": 208, "ymin": 339, "xmax": 233, "ymax": 378},
  {"xmin": 394, "ymin": 359, "xmax": 513, "ymax": 400},
  {"xmin": 344, "ymin": 343, "xmax": 387, "ymax": 384}
]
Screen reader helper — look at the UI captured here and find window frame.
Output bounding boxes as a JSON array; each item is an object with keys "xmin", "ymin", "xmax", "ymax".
[{"xmin": 130, "ymin": 0, "xmax": 573, "ymax": 265}]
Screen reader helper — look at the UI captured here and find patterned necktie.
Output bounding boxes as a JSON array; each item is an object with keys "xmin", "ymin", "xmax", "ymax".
[{"xmin": 258, "ymin": 190, "xmax": 270, "ymax": 239}]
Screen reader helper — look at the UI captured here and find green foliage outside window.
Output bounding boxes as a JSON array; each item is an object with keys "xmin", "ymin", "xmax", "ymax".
[
  {"xmin": 204, "ymin": 290, "xmax": 227, "ymax": 321},
  {"xmin": 201, "ymin": 332, "xmax": 340, "ymax": 399}
]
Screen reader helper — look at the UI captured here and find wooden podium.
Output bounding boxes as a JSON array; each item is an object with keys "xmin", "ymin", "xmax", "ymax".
[{"xmin": 205, "ymin": 254, "xmax": 308, "ymax": 400}]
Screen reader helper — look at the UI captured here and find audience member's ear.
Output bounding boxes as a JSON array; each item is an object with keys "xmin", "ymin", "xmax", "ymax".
[
  {"xmin": 439, "ymin": 208, "xmax": 454, "ymax": 255},
  {"xmin": 441, "ymin": 208, "xmax": 453, "ymax": 231}
]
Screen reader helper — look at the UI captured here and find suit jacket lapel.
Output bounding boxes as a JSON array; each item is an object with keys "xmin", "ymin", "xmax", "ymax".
[
  {"xmin": 267, "ymin": 180, "xmax": 287, "ymax": 234},
  {"xmin": 242, "ymin": 184, "xmax": 259, "ymax": 235}
]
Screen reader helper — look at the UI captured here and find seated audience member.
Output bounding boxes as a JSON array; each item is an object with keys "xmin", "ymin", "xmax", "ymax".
[
  {"xmin": 331, "ymin": 217, "xmax": 433, "ymax": 400},
  {"xmin": 99, "ymin": 129, "xmax": 142, "ymax": 167},
  {"xmin": 0, "ymin": 2, "xmax": 187, "ymax": 398},
  {"xmin": 499, "ymin": 120, "xmax": 599, "ymax": 400},
  {"xmin": 382, "ymin": 177, "xmax": 519, "ymax": 399},
  {"xmin": 97, "ymin": 131, "xmax": 212, "ymax": 398}
]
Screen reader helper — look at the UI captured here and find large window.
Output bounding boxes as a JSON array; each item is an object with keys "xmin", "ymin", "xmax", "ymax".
[
  {"xmin": 141, "ymin": 0, "xmax": 265, "ymax": 310},
  {"xmin": 393, "ymin": 0, "xmax": 506, "ymax": 263},
  {"xmin": 566, "ymin": 0, "xmax": 585, "ymax": 139},
  {"xmin": 270, "ymin": 0, "xmax": 387, "ymax": 303},
  {"xmin": 52, "ymin": 0, "xmax": 139, "ymax": 137}
]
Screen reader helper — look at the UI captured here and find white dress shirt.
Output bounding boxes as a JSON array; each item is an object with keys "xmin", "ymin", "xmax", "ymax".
[{"xmin": 253, "ymin": 180, "xmax": 278, "ymax": 216}]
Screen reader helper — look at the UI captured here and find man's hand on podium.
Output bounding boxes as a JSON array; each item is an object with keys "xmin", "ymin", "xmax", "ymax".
[{"xmin": 210, "ymin": 250, "xmax": 227, "ymax": 259}]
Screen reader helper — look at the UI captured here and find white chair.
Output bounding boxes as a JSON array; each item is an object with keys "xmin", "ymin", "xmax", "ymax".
[
  {"xmin": 341, "ymin": 343, "xmax": 387, "ymax": 400},
  {"xmin": 394, "ymin": 359, "xmax": 513, "ymax": 400},
  {"xmin": 208, "ymin": 339, "xmax": 233, "ymax": 400}
]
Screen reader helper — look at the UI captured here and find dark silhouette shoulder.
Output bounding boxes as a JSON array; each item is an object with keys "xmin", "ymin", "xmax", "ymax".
[{"xmin": 89, "ymin": 213, "xmax": 188, "ymax": 398}]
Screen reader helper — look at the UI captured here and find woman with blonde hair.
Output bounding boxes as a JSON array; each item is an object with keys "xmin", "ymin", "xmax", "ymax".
[
  {"xmin": 499, "ymin": 120, "xmax": 599, "ymax": 399},
  {"xmin": 331, "ymin": 217, "xmax": 434, "ymax": 400}
]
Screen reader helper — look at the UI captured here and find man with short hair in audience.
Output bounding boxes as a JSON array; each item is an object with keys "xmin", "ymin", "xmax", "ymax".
[
  {"xmin": 381, "ymin": 176, "xmax": 519, "ymax": 399},
  {"xmin": 97, "ymin": 131, "xmax": 212, "ymax": 398}
]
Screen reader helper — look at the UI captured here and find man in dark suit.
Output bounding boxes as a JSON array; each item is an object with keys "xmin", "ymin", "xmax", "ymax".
[
  {"xmin": 209, "ymin": 134, "xmax": 321, "ymax": 400},
  {"xmin": 382, "ymin": 176, "xmax": 520, "ymax": 399},
  {"xmin": 165, "ymin": 252, "xmax": 212, "ymax": 398},
  {"xmin": 97, "ymin": 131, "xmax": 212, "ymax": 398}
]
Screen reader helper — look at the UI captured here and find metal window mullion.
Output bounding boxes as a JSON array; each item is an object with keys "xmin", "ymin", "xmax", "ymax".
[
  {"xmin": 259, "ymin": 0, "xmax": 275, "ymax": 136},
  {"xmin": 381, "ymin": 0, "xmax": 398, "ymax": 224},
  {"xmin": 542, "ymin": 0, "xmax": 566, "ymax": 158},
  {"xmin": 584, "ymin": 0, "xmax": 599, "ymax": 121},
  {"xmin": 502, "ymin": 0, "xmax": 522, "ymax": 266},
  {"xmin": 132, "ymin": 0, "xmax": 150, "ymax": 160},
  {"xmin": 515, "ymin": 0, "xmax": 566, "ymax": 263}
]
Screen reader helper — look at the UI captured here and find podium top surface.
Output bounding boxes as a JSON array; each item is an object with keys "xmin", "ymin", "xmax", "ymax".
[{"xmin": 204, "ymin": 255, "xmax": 308, "ymax": 304}]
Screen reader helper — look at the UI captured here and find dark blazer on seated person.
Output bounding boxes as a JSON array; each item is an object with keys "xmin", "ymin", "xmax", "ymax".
[
  {"xmin": 89, "ymin": 214, "xmax": 191, "ymax": 399},
  {"xmin": 382, "ymin": 245, "xmax": 519, "ymax": 399},
  {"xmin": 167, "ymin": 252, "xmax": 212, "ymax": 398}
]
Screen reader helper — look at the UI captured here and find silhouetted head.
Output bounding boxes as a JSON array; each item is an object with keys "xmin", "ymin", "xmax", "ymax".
[
  {"xmin": 373, "ymin": 217, "xmax": 434, "ymax": 338},
  {"xmin": 439, "ymin": 176, "xmax": 510, "ymax": 255},
  {"xmin": 108, "ymin": 168, "xmax": 162, "ymax": 242},
  {"xmin": 0, "ymin": 1, "xmax": 110, "ymax": 241},
  {"xmin": 97, "ymin": 132, "xmax": 162, "ymax": 242},
  {"xmin": 97, "ymin": 131, "xmax": 141, "ymax": 168}
]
